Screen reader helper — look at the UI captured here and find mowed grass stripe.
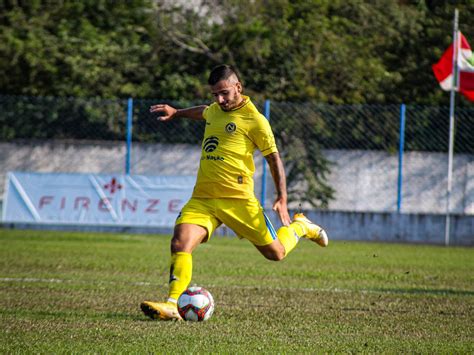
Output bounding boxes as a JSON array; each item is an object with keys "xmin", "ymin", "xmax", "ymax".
[
  {"xmin": 0, "ymin": 228, "xmax": 473, "ymax": 353},
  {"xmin": 1, "ymin": 276, "xmax": 473, "ymax": 297}
]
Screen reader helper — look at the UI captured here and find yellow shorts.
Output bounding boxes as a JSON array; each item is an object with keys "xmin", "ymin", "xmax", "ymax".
[{"xmin": 175, "ymin": 197, "xmax": 277, "ymax": 246}]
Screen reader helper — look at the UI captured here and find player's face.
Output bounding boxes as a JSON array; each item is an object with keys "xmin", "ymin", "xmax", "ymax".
[{"xmin": 210, "ymin": 79, "xmax": 243, "ymax": 111}]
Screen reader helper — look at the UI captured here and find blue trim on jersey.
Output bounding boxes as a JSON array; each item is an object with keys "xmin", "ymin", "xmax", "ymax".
[{"xmin": 263, "ymin": 212, "xmax": 278, "ymax": 240}]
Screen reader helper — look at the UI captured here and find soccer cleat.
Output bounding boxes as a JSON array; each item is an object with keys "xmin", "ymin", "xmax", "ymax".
[
  {"xmin": 293, "ymin": 213, "xmax": 329, "ymax": 247},
  {"xmin": 140, "ymin": 301, "xmax": 183, "ymax": 321}
]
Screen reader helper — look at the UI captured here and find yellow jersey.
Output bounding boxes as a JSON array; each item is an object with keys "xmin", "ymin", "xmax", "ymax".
[{"xmin": 192, "ymin": 95, "xmax": 278, "ymax": 199}]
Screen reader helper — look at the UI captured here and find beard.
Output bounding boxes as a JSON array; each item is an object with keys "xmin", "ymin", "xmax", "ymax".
[{"xmin": 219, "ymin": 95, "xmax": 243, "ymax": 111}]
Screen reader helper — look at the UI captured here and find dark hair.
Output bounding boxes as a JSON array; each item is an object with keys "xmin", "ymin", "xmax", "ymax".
[{"xmin": 208, "ymin": 64, "xmax": 242, "ymax": 85}]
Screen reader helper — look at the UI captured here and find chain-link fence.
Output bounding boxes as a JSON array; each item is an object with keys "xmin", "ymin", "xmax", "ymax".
[
  {"xmin": 269, "ymin": 102, "xmax": 474, "ymax": 214},
  {"xmin": 0, "ymin": 95, "xmax": 127, "ymax": 141},
  {"xmin": 1, "ymin": 95, "xmax": 473, "ymax": 214}
]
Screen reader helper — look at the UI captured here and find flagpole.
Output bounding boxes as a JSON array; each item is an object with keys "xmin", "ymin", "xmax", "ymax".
[{"xmin": 445, "ymin": 8, "xmax": 459, "ymax": 247}]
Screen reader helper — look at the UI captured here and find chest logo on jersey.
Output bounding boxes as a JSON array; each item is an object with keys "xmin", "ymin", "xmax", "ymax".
[
  {"xmin": 225, "ymin": 122, "xmax": 236, "ymax": 134},
  {"xmin": 203, "ymin": 136, "xmax": 219, "ymax": 152}
]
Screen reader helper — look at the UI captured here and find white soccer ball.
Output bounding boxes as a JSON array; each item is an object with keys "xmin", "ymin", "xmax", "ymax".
[{"xmin": 177, "ymin": 286, "xmax": 215, "ymax": 321}]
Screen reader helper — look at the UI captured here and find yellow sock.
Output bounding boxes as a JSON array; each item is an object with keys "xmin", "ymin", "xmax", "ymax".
[
  {"xmin": 277, "ymin": 221, "xmax": 304, "ymax": 255},
  {"xmin": 291, "ymin": 221, "xmax": 307, "ymax": 237},
  {"xmin": 168, "ymin": 252, "xmax": 192, "ymax": 302}
]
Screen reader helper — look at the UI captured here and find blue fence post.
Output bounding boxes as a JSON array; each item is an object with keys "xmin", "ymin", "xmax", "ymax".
[
  {"xmin": 125, "ymin": 98, "xmax": 133, "ymax": 175},
  {"xmin": 261, "ymin": 99, "xmax": 271, "ymax": 208},
  {"xmin": 397, "ymin": 103, "xmax": 406, "ymax": 213}
]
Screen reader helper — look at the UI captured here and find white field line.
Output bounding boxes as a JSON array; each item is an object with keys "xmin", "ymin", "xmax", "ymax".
[
  {"xmin": 0, "ymin": 276, "xmax": 371, "ymax": 294},
  {"xmin": 0, "ymin": 277, "xmax": 152, "ymax": 287}
]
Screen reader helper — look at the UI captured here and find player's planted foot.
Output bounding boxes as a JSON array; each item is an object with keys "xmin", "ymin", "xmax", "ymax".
[
  {"xmin": 140, "ymin": 301, "xmax": 183, "ymax": 321},
  {"xmin": 293, "ymin": 213, "xmax": 329, "ymax": 247}
]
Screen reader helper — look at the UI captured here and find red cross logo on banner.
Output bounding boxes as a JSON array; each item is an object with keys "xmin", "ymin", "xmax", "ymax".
[{"xmin": 104, "ymin": 177, "xmax": 122, "ymax": 194}]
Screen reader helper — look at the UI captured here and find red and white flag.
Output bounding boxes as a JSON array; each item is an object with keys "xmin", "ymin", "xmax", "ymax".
[{"xmin": 432, "ymin": 32, "xmax": 474, "ymax": 101}]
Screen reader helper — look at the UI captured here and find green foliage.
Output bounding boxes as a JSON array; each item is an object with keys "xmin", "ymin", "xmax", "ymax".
[
  {"xmin": 155, "ymin": 0, "xmax": 473, "ymax": 105},
  {"xmin": 388, "ymin": 1, "xmax": 474, "ymax": 106},
  {"xmin": 0, "ymin": 0, "xmax": 154, "ymax": 98},
  {"xmin": 1, "ymin": 1, "xmax": 473, "ymax": 103}
]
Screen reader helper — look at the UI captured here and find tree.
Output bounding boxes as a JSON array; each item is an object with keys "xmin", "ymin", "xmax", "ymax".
[{"xmin": 0, "ymin": 0, "xmax": 155, "ymax": 98}]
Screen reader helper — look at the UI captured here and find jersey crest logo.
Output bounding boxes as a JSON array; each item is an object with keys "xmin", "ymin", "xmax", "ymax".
[
  {"xmin": 203, "ymin": 136, "xmax": 219, "ymax": 152},
  {"xmin": 225, "ymin": 122, "xmax": 236, "ymax": 134}
]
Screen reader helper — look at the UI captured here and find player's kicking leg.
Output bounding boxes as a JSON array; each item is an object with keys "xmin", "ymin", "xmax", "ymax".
[
  {"xmin": 293, "ymin": 213, "xmax": 328, "ymax": 247},
  {"xmin": 255, "ymin": 210, "xmax": 328, "ymax": 261}
]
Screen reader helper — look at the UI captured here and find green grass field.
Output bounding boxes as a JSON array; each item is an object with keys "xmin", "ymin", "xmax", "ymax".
[{"xmin": 0, "ymin": 228, "xmax": 473, "ymax": 353}]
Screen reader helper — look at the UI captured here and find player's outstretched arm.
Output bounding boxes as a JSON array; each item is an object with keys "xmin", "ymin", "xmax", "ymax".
[
  {"xmin": 265, "ymin": 152, "xmax": 291, "ymax": 226},
  {"xmin": 149, "ymin": 104, "xmax": 208, "ymax": 121}
]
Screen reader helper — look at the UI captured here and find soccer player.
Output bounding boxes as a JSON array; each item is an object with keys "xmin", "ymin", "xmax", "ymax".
[{"xmin": 141, "ymin": 65, "xmax": 328, "ymax": 320}]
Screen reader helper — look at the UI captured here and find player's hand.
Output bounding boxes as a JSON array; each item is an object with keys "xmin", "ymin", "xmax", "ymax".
[
  {"xmin": 272, "ymin": 196, "xmax": 291, "ymax": 226},
  {"xmin": 149, "ymin": 104, "xmax": 177, "ymax": 121}
]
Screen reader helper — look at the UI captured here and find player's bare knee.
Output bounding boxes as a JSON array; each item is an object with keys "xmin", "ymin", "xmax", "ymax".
[
  {"xmin": 170, "ymin": 224, "xmax": 208, "ymax": 253},
  {"xmin": 256, "ymin": 242, "xmax": 286, "ymax": 261},
  {"xmin": 170, "ymin": 236, "xmax": 185, "ymax": 253},
  {"xmin": 265, "ymin": 250, "xmax": 286, "ymax": 261},
  {"xmin": 170, "ymin": 233, "xmax": 191, "ymax": 253},
  {"xmin": 275, "ymin": 250, "xmax": 286, "ymax": 261}
]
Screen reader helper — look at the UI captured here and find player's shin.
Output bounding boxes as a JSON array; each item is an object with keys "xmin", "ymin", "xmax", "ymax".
[
  {"xmin": 276, "ymin": 226, "xmax": 301, "ymax": 255},
  {"xmin": 168, "ymin": 252, "xmax": 192, "ymax": 302}
]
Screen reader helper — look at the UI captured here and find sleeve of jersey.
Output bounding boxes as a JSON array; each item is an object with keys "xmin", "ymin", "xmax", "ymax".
[
  {"xmin": 249, "ymin": 115, "xmax": 278, "ymax": 156},
  {"xmin": 202, "ymin": 105, "xmax": 210, "ymax": 120}
]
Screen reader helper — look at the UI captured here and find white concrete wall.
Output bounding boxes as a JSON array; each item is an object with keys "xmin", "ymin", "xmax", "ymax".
[
  {"xmin": 1, "ymin": 141, "xmax": 473, "ymax": 214},
  {"xmin": 322, "ymin": 150, "xmax": 474, "ymax": 214},
  {"xmin": 262, "ymin": 210, "xmax": 474, "ymax": 246}
]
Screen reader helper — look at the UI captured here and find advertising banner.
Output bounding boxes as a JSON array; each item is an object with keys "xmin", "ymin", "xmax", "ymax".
[{"xmin": 2, "ymin": 172, "xmax": 195, "ymax": 227}]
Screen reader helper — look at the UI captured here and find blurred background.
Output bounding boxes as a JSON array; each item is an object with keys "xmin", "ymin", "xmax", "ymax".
[{"xmin": 1, "ymin": 1, "xmax": 473, "ymax": 242}]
